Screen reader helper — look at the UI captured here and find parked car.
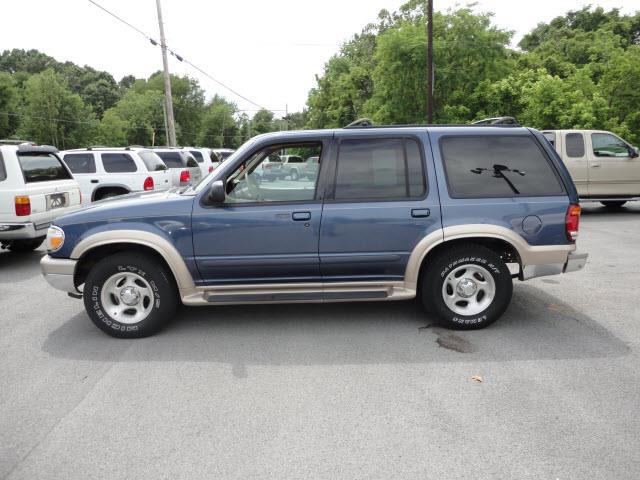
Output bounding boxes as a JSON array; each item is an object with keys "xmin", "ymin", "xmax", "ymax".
[
  {"xmin": 279, "ymin": 155, "xmax": 305, "ymax": 180},
  {"xmin": 59, "ymin": 147, "xmax": 172, "ymax": 204},
  {"xmin": 151, "ymin": 148, "xmax": 202, "ymax": 187},
  {"xmin": 185, "ymin": 147, "xmax": 215, "ymax": 178},
  {"xmin": 542, "ymin": 129, "xmax": 640, "ymax": 208},
  {"xmin": 1, "ymin": 144, "xmax": 81, "ymax": 252},
  {"xmin": 41, "ymin": 124, "xmax": 587, "ymax": 338},
  {"xmin": 257, "ymin": 153, "xmax": 282, "ymax": 181}
]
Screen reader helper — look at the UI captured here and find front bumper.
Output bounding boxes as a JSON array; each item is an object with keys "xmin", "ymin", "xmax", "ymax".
[
  {"xmin": 521, "ymin": 250, "xmax": 588, "ymax": 280},
  {"xmin": 41, "ymin": 255, "xmax": 78, "ymax": 293},
  {"xmin": 0, "ymin": 222, "xmax": 51, "ymax": 240}
]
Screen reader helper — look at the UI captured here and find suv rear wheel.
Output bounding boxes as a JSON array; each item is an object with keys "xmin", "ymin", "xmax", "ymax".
[
  {"xmin": 83, "ymin": 253, "xmax": 178, "ymax": 338},
  {"xmin": 421, "ymin": 244, "xmax": 513, "ymax": 329}
]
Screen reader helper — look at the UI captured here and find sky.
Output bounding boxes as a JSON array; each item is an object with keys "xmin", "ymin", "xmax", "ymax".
[{"xmin": 1, "ymin": 0, "xmax": 636, "ymax": 116}]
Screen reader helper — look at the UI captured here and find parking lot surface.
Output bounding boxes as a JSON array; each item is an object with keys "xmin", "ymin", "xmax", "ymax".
[{"xmin": 1, "ymin": 203, "xmax": 639, "ymax": 479}]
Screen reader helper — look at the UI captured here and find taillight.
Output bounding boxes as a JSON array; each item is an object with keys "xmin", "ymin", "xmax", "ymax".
[
  {"xmin": 143, "ymin": 176, "xmax": 154, "ymax": 191},
  {"xmin": 179, "ymin": 170, "xmax": 190, "ymax": 184},
  {"xmin": 15, "ymin": 196, "xmax": 31, "ymax": 216},
  {"xmin": 208, "ymin": 165, "xmax": 214, "ymax": 173},
  {"xmin": 565, "ymin": 204, "xmax": 581, "ymax": 242}
]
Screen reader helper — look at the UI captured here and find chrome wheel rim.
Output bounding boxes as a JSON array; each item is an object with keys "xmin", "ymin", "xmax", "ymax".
[
  {"xmin": 442, "ymin": 264, "xmax": 496, "ymax": 316},
  {"xmin": 100, "ymin": 272, "xmax": 154, "ymax": 324}
]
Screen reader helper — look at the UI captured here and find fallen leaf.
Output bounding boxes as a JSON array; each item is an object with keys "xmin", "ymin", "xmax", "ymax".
[{"xmin": 471, "ymin": 375, "xmax": 483, "ymax": 383}]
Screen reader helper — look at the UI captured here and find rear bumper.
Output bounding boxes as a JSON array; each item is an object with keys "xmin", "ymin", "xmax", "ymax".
[
  {"xmin": 0, "ymin": 221, "xmax": 50, "ymax": 240},
  {"xmin": 41, "ymin": 255, "xmax": 78, "ymax": 293},
  {"xmin": 521, "ymin": 250, "xmax": 588, "ymax": 280}
]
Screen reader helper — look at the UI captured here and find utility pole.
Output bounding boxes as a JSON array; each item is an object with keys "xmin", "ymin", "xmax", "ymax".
[
  {"xmin": 426, "ymin": 0, "xmax": 434, "ymax": 124},
  {"xmin": 156, "ymin": 0, "xmax": 177, "ymax": 146}
]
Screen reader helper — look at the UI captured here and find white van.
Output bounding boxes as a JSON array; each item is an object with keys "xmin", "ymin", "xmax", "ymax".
[
  {"xmin": 543, "ymin": 129, "xmax": 640, "ymax": 208},
  {"xmin": 0, "ymin": 144, "xmax": 81, "ymax": 252}
]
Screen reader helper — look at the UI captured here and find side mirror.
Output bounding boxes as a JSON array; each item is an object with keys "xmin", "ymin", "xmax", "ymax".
[
  {"xmin": 630, "ymin": 146, "xmax": 639, "ymax": 158},
  {"xmin": 207, "ymin": 180, "xmax": 226, "ymax": 203}
]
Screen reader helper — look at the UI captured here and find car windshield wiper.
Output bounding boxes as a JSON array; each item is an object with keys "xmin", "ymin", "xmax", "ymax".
[{"xmin": 470, "ymin": 164, "xmax": 526, "ymax": 195}]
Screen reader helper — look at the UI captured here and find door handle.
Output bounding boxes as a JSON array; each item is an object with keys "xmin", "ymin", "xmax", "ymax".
[
  {"xmin": 292, "ymin": 211, "xmax": 311, "ymax": 221},
  {"xmin": 591, "ymin": 164, "xmax": 601, "ymax": 168},
  {"xmin": 90, "ymin": 179, "xmax": 99, "ymax": 183},
  {"xmin": 411, "ymin": 208, "xmax": 430, "ymax": 218}
]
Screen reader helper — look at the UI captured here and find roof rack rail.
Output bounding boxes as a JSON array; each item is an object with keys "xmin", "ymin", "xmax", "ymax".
[
  {"xmin": 470, "ymin": 116, "xmax": 520, "ymax": 126},
  {"xmin": 342, "ymin": 122, "xmax": 522, "ymax": 129},
  {"xmin": 344, "ymin": 118, "xmax": 374, "ymax": 128}
]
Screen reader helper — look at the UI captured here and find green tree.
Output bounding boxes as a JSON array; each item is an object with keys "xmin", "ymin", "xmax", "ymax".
[
  {"xmin": 0, "ymin": 72, "xmax": 19, "ymax": 138},
  {"xmin": 105, "ymin": 89, "xmax": 165, "ymax": 146},
  {"xmin": 198, "ymin": 95, "xmax": 239, "ymax": 148},
  {"xmin": 252, "ymin": 109, "xmax": 276, "ymax": 135},
  {"xmin": 18, "ymin": 69, "xmax": 95, "ymax": 148}
]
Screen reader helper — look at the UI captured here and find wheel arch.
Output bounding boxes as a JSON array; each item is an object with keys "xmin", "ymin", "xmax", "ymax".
[
  {"xmin": 405, "ymin": 224, "xmax": 571, "ymax": 291},
  {"xmin": 91, "ymin": 184, "xmax": 130, "ymax": 202},
  {"xmin": 71, "ymin": 230, "xmax": 196, "ymax": 293}
]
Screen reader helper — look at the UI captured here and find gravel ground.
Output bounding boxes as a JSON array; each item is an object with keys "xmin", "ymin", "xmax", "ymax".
[{"xmin": 1, "ymin": 202, "xmax": 639, "ymax": 480}]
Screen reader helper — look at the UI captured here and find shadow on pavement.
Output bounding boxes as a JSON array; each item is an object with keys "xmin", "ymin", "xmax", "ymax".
[
  {"xmin": 0, "ymin": 249, "xmax": 44, "ymax": 283},
  {"xmin": 42, "ymin": 283, "xmax": 629, "ymax": 377}
]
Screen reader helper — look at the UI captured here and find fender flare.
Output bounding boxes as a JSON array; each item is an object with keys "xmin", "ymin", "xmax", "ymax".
[{"xmin": 70, "ymin": 229, "xmax": 196, "ymax": 292}]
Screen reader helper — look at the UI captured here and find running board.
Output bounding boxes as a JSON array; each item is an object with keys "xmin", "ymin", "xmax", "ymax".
[{"xmin": 205, "ymin": 290, "xmax": 388, "ymax": 303}]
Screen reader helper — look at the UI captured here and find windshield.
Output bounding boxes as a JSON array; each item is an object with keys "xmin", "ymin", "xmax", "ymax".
[{"xmin": 192, "ymin": 140, "xmax": 255, "ymax": 193}]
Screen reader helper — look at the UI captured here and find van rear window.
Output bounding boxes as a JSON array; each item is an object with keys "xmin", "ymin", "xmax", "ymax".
[
  {"xmin": 156, "ymin": 152, "xmax": 183, "ymax": 168},
  {"xmin": 18, "ymin": 153, "xmax": 72, "ymax": 183},
  {"xmin": 440, "ymin": 135, "xmax": 565, "ymax": 198},
  {"xmin": 189, "ymin": 151, "xmax": 204, "ymax": 163}
]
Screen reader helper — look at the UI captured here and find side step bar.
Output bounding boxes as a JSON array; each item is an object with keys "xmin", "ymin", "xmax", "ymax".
[{"xmin": 206, "ymin": 290, "xmax": 388, "ymax": 303}]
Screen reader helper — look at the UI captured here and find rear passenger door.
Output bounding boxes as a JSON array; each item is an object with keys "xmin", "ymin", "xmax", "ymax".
[
  {"xmin": 319, "ymin": 132, "xmax": 442, "ymax": 282},
  {"xmin": 60, "ymin": 152, "xmax": 97, "ymax": 204},
  {"xmin": 98, "ymin": 152, "xmax": 138, "ymax": 196}
]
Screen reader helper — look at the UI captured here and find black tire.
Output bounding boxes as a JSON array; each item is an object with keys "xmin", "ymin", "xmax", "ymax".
[
  {"xmin": 421, "ymin": 244, "xmax": 513, "ymax": 330},
  {"xmin": 7, "ymin": 236, "xmax": 45, "ymax": 252},
  {"xmin": 601, "ymin": 201, "xmax": 626, "ymax": 208},
  {"xmin": 83, "ymin": 253, "xmax": 178, "ymax": 338}
]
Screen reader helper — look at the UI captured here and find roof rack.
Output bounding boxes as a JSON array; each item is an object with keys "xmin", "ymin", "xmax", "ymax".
[
  {"xmin": 345, "ymin": 118, "xmax": 374, "ymax": 128},
  {"xmin": 471, "ymin": 116, "xmax": 520, "ymax": 126},
  {"xmin": 342, "ymin": 122, "xmax": 522, "ymax": 129}
]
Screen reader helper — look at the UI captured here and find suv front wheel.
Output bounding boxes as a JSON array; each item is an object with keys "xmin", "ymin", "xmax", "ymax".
[
  {"xmin": 421, "ymin": 244, "xmax": 513, "ymax": 329},
  {"xmin": 83, "ymin": 253, "xmax": 178, "ymax": 338}
]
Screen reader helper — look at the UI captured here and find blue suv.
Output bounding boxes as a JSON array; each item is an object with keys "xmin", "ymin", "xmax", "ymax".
[{"xmin": 41, "ymin": 125, "xmax": 587, "ymax": 338}]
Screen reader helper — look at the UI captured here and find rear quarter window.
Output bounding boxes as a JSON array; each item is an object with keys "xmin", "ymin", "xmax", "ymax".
[
  {"xmin": 440, "ymin": 135, "xmax": 565, "ymax": 198},
  {"xmin": 189, "ymin": 150, "xmax": 204, "ymax": 163},
  {"xmin": 102, "ymin": 153, "xmax": 137, "ymax": 173},
  {"xmin": 565, "ymin": 133, "xmax": 585, "ymax": 158},
  {"xmin": 18, "ymin": 153, "xmax": 72, "ymax": 183},
  {"xmin": 138, "ymin": 151, "xmax": 167, "ymax": 171}
]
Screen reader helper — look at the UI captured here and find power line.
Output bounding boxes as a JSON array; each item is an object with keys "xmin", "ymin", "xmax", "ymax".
[{"xmin": 87, "ymin": 0, "xmax": 271, "ymax": 112}]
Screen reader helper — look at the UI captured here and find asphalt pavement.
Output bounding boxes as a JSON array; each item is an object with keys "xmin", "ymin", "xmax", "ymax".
[{"xmin": 1, "ymin": 203, "xmax": 639, "ymax": 479}]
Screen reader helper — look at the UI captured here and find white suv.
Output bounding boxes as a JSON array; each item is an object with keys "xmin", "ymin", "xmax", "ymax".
[
  {"xmin": 59, "ymin": 147, "xmax": 172, "ymax": 204},
  {"xmin": 0, "ymin": 144, "xmax": 81, "ymax": 252},
  {"xmin": 152, "ymin": 148, "xmax": 202, "ymax": 187},
  {"xmin": 185, "ymin": 147, "xmax": 215, "ymax": 178}
]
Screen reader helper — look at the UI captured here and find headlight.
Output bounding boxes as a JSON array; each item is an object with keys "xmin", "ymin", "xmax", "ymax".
[{"xmin": 46, "ymin": 225, "xmax": 65, "ymax": 252}]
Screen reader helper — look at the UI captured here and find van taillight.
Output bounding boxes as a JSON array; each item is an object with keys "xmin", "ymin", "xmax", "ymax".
[
  {"xmin": 143, "ymin": 176, "xmax": 154, "ymax": 191},
  {"xmin": 179, "ymin": 170, "xmax": 190, "ymax": 184},
  {"xmin": 565, "ymin": 204, "xmax": 581, "ymax": 242},
  {"xmin": 15, "ymin": 196, "xmax": 31, "ymax": 216},
  {"xmin": 208, "ymin": 165, "xmax": 214, "ymax": 173}
]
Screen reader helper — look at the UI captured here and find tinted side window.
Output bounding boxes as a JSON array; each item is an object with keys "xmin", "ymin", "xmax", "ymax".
[
  {"xmin": 63, "ymin": 153, "xmax": 96, "ymax": 173},
  {"xmin": 440, "ymin": 135, "xmax": 564, "ymax": 198},
  {"xmin": 156, "ymin": 151, "xmax": 183, "ymax": 168},
  {"xmin": 18, "ymin": 153, "xmax": 72, "ymax": 183},
  {"xmin": 334, "ymin": 138, "xmax": 426, "ymax": 201},
  {"xmin": 184, "ymin": 154, "xmax": 198, "ymax": 168},
  {"xmin": 565, "ymin": 133, "xmax": 585, "ymax": 158},
  {"xmin": 102, "ymin": 153, "xmax": 137, "ymax": 173},
  {"xmin": 190, "ymin": 150, "xmax": 204, "ymax": 163},
  {"xmin": 0, "ymin": 152, "xmax": 6, "ymax": 181},
  {"xmin": 592, "ymin": 133, "xmax": 630, "ymax": 158}
]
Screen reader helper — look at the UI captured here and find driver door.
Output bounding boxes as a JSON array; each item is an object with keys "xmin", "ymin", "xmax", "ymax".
[
  {"xmin": 588, "ymin": 132, "xmax": 640, "ymax": 196},
  {"xmin": 191, "ymin": 137, "xmax": 329, "ymax": 285}
]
